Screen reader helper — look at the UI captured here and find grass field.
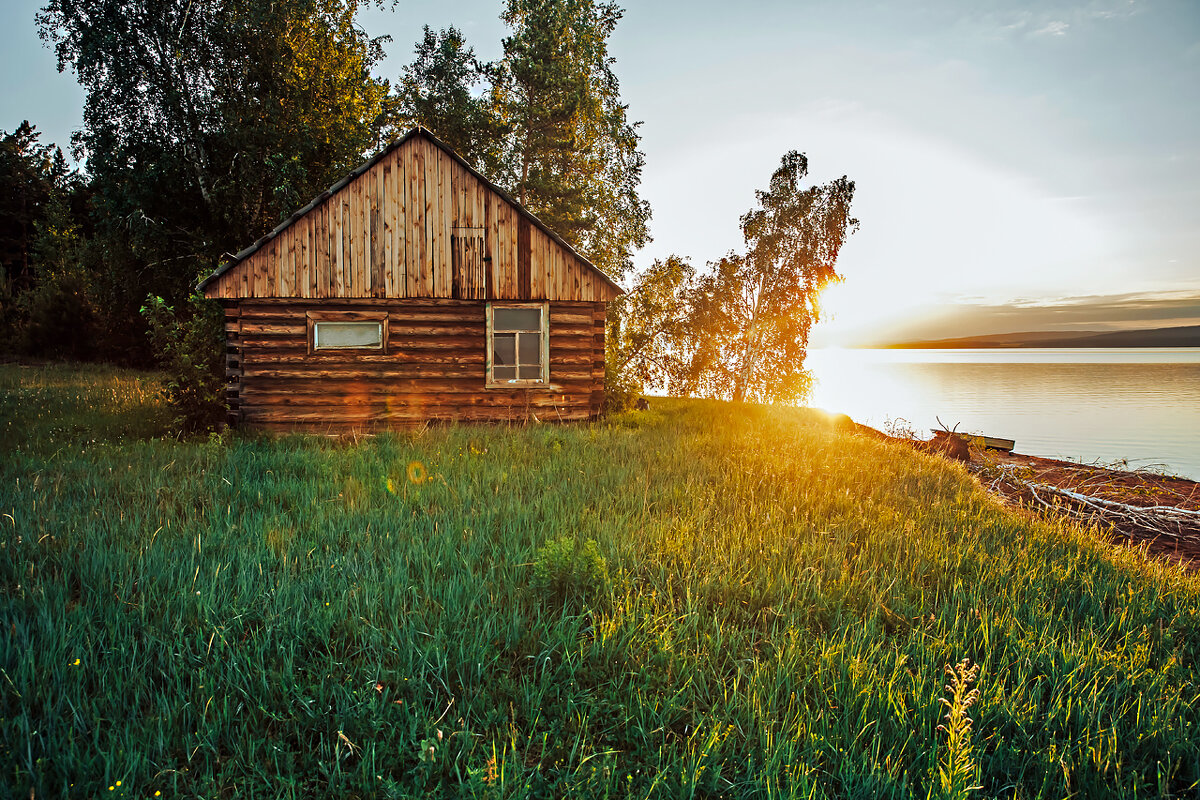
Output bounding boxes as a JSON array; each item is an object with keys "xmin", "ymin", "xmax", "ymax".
[{"xmin": 2, "ymin": 362, "xmax": 1199, "ymax": 798}]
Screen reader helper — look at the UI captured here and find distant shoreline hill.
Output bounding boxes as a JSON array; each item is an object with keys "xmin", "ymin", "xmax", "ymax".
[{"xmin": 882, "ymin": 325, "xmax": 1200, "ymax": 349}]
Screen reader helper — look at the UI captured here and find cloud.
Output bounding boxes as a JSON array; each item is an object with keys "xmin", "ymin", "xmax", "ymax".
[
  {"xmin": 1032, "ymin": 20, "xmax": 1070, "ymax": 36},
  {"xmin": 982, "ymin": 1, "xmax": 1141, "ymax": 39}
]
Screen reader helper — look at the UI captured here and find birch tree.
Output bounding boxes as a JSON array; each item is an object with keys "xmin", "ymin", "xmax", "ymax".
[
  {"xmin": 394, "ymin": 26, "xmax": 502, "ymax": 172},
  {"xmin": 679, "ymin": 152, "xmax": 857, "ymax": 404},
  {"xmin": 608, "ymin": 255, "xmax": 696, "ymax": 394}
]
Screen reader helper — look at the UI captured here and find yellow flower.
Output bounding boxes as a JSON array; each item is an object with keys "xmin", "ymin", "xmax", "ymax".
[
  {"xmin": 406, "ymin": 461, "xmax": 428, "ymax": 484},
  {"xmin": 386, "ymin": 477, "xmax": 396, "ymax": 494},
  {"xmin": 155, "ymin": 793, "xmax": 161, "ymax": 797},
  {"xmin": 72, "ymin": 658, "xmax": 80, "ymax": 666},
  {"xmin": 116, "ymin": 781, "xmax": 121, "ymax": 787}
]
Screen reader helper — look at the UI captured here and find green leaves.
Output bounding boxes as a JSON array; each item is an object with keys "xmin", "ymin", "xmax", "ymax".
[
  {"xmin": 140, "ymin": 293, "xmax": 225, "ymax": 432},
  {"xmin": 607, "ymin": 255, "xmax": 697, "ymax": 400},
  {"xmin": 393, "ymin": 2, "xmax": 652, "ymax": 282},
  {"xmin": 495, "ymin": 0, "xmax": 650, "ymax": 280},
  {"xmin": 37, "ymin": 0, "xmax": 392, "ymax": 304},
  {"xmin": 393, "ymin": 26, "xmax": 502, "ymax": 172}
]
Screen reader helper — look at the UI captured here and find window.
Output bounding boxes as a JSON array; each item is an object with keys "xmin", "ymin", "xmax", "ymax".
[
  {"xmin": 487, "ymin": 303, "xmax": 548, "ymax": 386},
  {"xmin": 307, "ymin": 311, "xmax": 388, "ymax": 354},
  {"xmin": 314, "ymin": 322, "xmax": 382, "ymax": 350}
]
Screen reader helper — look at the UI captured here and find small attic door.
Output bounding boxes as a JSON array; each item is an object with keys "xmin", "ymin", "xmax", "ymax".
[{"xmin": 452, "ymin": 226, "xmax": 488, "ymax": 300}]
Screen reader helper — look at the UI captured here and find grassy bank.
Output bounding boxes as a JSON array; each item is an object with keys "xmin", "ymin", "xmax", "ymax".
[{"xmin": 2, "ymin": 363, "xmax": 1198, "ymax": 798}]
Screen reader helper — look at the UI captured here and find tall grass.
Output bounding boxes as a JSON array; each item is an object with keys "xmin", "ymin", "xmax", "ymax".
[{"xmin": 2, "ymin": 363, "xmax": 1198, "ymax": 798}]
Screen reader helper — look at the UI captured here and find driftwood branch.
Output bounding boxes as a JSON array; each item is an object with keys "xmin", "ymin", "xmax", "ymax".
[{"xmin": 991, "ymin": 465, "xmax": 1200, "ymax": 544}]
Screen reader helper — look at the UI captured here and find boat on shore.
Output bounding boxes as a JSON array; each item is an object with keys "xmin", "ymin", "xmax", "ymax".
[{"xmin": 932, "ymin": 429, "xmax": 1016, "ymax": 452}]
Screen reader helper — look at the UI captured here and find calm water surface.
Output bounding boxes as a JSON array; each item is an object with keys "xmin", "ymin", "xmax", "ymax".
[{"xmin": 805, "ymin": 348, "xmax": 1200, "ymax": 480}]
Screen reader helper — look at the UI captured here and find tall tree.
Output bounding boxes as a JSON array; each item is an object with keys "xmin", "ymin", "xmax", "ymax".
[
  {"xmin": 0, "ymin": 121, "xmax": 70, "ymax": 292},
  {"xmin": 37, "ymin": 0, "xmax": 391, "ymax": 305},
  {"xmin": 679, "ymin": 152, "xmax": 857, "ymax": 404},
  {"xmin": 491, "ymin": 0, "xmax": 649, "ymax": 279},
  {"xmin": 393, "ymin": 26, "xmax": 502, "ymax": 171}
]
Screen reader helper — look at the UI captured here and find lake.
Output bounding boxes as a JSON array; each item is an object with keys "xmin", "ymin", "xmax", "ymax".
[{"xmin": 804, "ymin": 348, "xmax": 1200, "ymax": 480}]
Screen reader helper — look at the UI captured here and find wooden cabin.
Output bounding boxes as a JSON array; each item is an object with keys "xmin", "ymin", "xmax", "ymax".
[{"xmin": 197, "ymin": 128, "xmax": 622, "ymax": 432}]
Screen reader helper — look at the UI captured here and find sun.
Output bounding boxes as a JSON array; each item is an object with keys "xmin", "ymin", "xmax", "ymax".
[{"xmin": 811, "ymin": 279, "xmax": 916, "ymax": 349}]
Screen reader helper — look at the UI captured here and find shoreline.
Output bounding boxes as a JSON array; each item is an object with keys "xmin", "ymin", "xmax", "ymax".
[{"xmin": 848, "ymin": 418, "xmax": 1200, "ymax": 570}]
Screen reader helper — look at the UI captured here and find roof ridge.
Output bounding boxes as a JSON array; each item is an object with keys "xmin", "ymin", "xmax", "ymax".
[{"xmin": 196, "ymin": 128, "xmax": 622, "ymax": 297}]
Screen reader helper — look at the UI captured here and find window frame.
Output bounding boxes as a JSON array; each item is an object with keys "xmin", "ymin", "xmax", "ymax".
[
  {"xmin": 306, "ymin": 310, "xmax": 389, "ymax": 355},
  {"xmin": 486, "ymin": 301, "xmax": 549, "ymax": 388}
]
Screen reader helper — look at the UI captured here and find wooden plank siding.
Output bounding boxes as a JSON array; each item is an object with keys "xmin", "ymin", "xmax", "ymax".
[
  {"xmin": 199, "ymin": 130, "xmax": 618, "ymax": 430},
  {"xmin": 228, "ymin": 299, "xmax": 606, "ymax": 431},
  {"xmin": 202, "ymin": 131, "xmax": 619, "ymax": 305}
]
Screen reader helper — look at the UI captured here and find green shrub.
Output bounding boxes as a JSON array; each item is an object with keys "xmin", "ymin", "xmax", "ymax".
[
  {"xmin": 15, "ymin": 271, "xmax": 99, "ymax": 360},
  {"xmin": 533, "ymin": 535, "xmax": 609, "ymax": 607},
  {"xmin": 603, "ymin": 350, "xmax": 640, "ymax": 414},
  {"xmin": 140, "ymin": 293, "xmax": 225, "ymax": 433}
]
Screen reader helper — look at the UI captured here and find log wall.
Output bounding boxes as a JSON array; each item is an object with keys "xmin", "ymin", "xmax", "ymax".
[{"xmin": 223, "ymin": 299, "xmax": 606, "ymax": 432}]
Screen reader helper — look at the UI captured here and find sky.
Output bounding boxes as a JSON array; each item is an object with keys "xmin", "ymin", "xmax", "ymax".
[{"xmin": 2, "ymin": 0, "xmax": 1198, "ymax": 345}]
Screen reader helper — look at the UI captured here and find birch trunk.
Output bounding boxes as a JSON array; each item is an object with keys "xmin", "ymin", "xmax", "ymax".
[{"xmin": 733, "ymin": 267, "xmax": 768, "ymax": 402}]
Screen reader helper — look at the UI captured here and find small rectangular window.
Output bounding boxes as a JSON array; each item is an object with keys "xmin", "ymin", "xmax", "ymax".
[
  {"xmin": 488, "ymin": 302, "xmax": 547, "ymax": 387},
  {"xmin": 313, "ymin": 321, "xmax": 383, "ymax": 350},
  {"xmin": 494, "ymin": 307, "xmax": 542, "ymax": 331}
]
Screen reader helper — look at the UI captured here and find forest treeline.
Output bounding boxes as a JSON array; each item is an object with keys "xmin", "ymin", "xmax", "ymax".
[{"xmin": 2, "ymin": 0, "xmax": 856, "ymax": 422}]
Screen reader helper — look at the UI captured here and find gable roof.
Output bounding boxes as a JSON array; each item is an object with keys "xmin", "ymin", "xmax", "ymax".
[{"xmin": 196, "ymin": 127, "xmax": 623, "ymax": 298}]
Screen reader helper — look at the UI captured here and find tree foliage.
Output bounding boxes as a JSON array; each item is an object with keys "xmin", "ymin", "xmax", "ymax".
[
  {"xmin": 0, "ymin": 121, "xmax": 71, "ymax": 293},
  {"xmin": 678, "ymin": 153, "xmax": 857, "ymax": 403},
  {"xmin": 393, "ymin": 26, "xmax": 502, "ymax": 172},
  {"xmin": 682, "ymin": 152, "xmax": 856, "ymax": 403},
  {"xmin": 141, "ymin": 294, "xmax": 226, "ymax": 432},
  {"xmin": 614, "ymin": 153, "xmax": 856, "ymax": 405},
  {"xmin": 0, "ymin": 121, "xmax": 100, "ymax": 358},
  {"xmin": 494, "ymin": 0, "xmax": 650, "ymax": 280},
  {"xmin": 607, "ymin": 255, "xmax": 696, "ymax": 396},
  {"xmin": 397, "ymin": 1, "xmax": 651, "ymax": 282},
  {"xmin": 36, "ymin": 0, "xmax": 392, "ymax": 309}
]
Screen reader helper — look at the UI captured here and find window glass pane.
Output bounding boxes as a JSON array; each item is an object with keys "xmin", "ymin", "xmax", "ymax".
[
  {"xmin": 517, "ymin": 332, "xmax": 540, "ymax": 366},
  {"xmin": 518, "ymin": 365, "xmax": 542, "ymax": 380},
  {"xmin": 493, "ymin": 366, "xmax": 517, "ymax": 381},
  {"xmin": 494, "ymin": 307, "xmax": 541, "ymax": 331},
  {"xmin": 493, "ymin": 333, "xmax": 516, "ymax": 365},
  {"xmin": 315, "ymin": 321, "xmax": 381, "ymax": 349}
]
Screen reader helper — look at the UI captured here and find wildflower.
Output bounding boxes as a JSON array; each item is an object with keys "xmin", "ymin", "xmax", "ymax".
[
  {"xmin": 116, "ymin": 781, "xmax": 121, "ymax": 787},
  {"xmin": 406, "ymin": 460, "xmax": 428, "ymax": 484},
  {"xmin": 71, "ymin": 658, "xmax": 80, "ymax": 666},
  {"xmin": 386, "ymin": 477, "xmax": 396, "ymax": 494}
]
